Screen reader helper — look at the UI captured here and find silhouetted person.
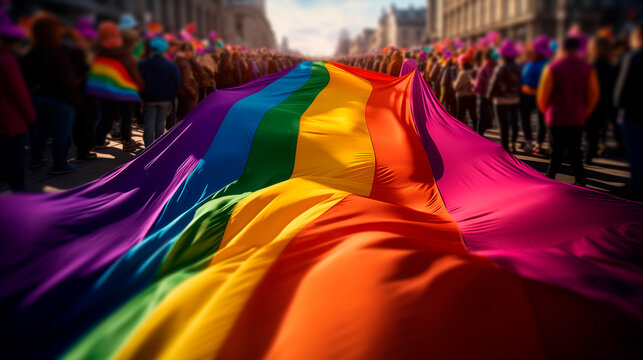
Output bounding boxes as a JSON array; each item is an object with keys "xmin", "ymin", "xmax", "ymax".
[
  {"xmin": 538, "ymin": 36, "xmax": 600, "ymax": 186},
  {"xmin": 614, "ymin": 24, "xmax": 643, "ymax": 199}
]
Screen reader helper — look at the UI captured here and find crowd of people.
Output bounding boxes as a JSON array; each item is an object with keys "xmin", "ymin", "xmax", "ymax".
[
  {"xmin": 1, "ymin": 8, "xmax": 642, "ymax": 201},
  {"xmin": 0, "ymin": 10, "xmax": 303, "ymax": 191},
  {"xmin": 337, "ymin": 25, "xmax": 643, "ymax": 200}
]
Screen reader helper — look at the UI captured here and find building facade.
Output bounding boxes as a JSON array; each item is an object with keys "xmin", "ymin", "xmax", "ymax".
[
  {"xmin": 365, "ymin": 4, "xmax": 426, "ymax": 51},
  {"xmin": 334, "ymin": 28, "xmax": 351, "ymax": 56},
  {"xmin": 435, "ymin": 0, "xmax": 643, "ymax": 43},
  {"xmin": 386, "ymin": 4, "xmax": 426, "ymax": 48},
  {"xmin": 349, "ymin": 28, "xmax": 375, "ymax": 56},
  {"xmin": 12, "ymin": 0, "xmax": 276, "ymax": 48},
  {"xmin": 425, "ymin": 0, "xmax": 444, "ymax": 42},
  {"xmin": 222, "ymin": 0, "xmax": 276, "ymax": 49}
]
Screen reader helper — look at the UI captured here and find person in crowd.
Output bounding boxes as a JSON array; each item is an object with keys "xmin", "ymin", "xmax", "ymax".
[
  {"xmin": 138, "ymin": 38, "xmax": 180, "ymax": 147},
  {"xmin": 216, "ymin": 50, "xmax": 235, "ymax": 89},
  {"xmin": 65, "ymin": 18, "xmax": 98, "ymax": 162},
  {"xmin": 371, "ymin": 54, "xmax": 383, "ymax": 73},
  {"xmin": 230, "ymin": 51, "xmax": 244, "ymax": 85},
  {"xmin": 189, "ymin": 50, "xmax": 208, "ymax": 102},
  {"xmin": 256, "ymin": 52, "xmax": 267, "ymax": 77},
  {"xmin": 196, "ymin": 51, "xmax": 216, "ymax": 100},
  {"xmin": 365, "ymin": 55, "xmax": 375, "ymax": 72},
  {"xmin": 21, "ymin": 12, "xmax": 79, "ymax": 173},
  {"xmin": 387, "ymin": 50, "xmax": 404, "ymax": 76},
  {"xmin": 610, "ymin": 35, "xmax": 629, "ymax": 155},
  {"xmin": 249, "ymin": 53, "xmax": 259, "ymax": 81},
  {"xmin": 119, "ymin": 13, "xmax": 143, "ymax": 59},
  {"xmin": 586, "ymin": 36, "xmax": 616, "ymax": 165},
  {"xmin": 88, "ymin": 21, "xmax": 144, "ymax": 152},
  {"xmin": 400, "ymin": 57, "xmax": 417, "ymax": 76},
  {"xmin": 428, "ymin": 55, "xmax": 443, "ymax": 96},
  {"xmin": 417, "ymin": 50, "xmax": 427, "ymax": 75},
  {"xmin": 520, "ymin": 35, "xmax": 552, "ymax": 154},
  {"xmin": 378, "ymin": 53, "xmax": 391, "ymax": 74},
  {"xmin": 488, "ymin": 39, "xmax": 522, "ymax": 153},
  {"xmin": 0, "ymin": 10, "xmax": 36, "ymax": 190},
  {"xmin": 538, "ymin": 36, "xmax": 600, "ymax": 187},
  {"xmin": 424, "ymin": 55, "xmax": 437, "ymax": 85},
  {"xmin": 614, "ymin": 24, "xmax": 643, "ymax": 199},
  {"xmin": 439, "ymin": 54, "xmax": 456, "ymax": 115},
  {"xmin": 474, "ymin": 48, "xmax": 497, "ymax": 136},
  {"xmin": 119, "ymin": 14, "xmax": 143, "ymax": 128},
  {"xmin": 267, "ymin": 54, "xmax": 281, "ymax": 74},
  {"xmin": 241, "ymin": 53, "xmax": 253, "ymax": 83},
  {"xmin": 174, "ymin": 42, "xmax": 198, "ymax": 124},
  {"xmin": 453, "ymin": 55, "xmax": 478, "ymax": 130}
]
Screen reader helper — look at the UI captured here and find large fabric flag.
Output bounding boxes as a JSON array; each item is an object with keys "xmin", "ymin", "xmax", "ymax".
[{"xmin": 1, "ymin": 61, "xmax": 642, "ymax": 359}]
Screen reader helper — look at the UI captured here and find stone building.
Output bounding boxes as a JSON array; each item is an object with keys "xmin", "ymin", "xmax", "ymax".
[
  {"xmin": 222, "ymin": 0, "xmax": 276, "ymax": 49},
  {"xmin": 335, "ymin": 28, "xmax": 351, "ymax": 56},
  {"xmin": 11, "ymin": 0, "xmax": 276, "ymax": 48},
  {"xmin": 387, "ymin": 4, "xmax": 426, "ymax": 48},
  {"xmin": 435, "ymin": 0, "xmax": 643, "ymax": 43},
  {"xmin": 349, "ymin": 28, "xmax": 375, "ymax": 55},
  {"xmin": 425, "ymin": 0, "xmax": 444, "ymax": 42},
  {"xmin": 366, "ymin": 4, "xmax": 426, "ymax": 50}
]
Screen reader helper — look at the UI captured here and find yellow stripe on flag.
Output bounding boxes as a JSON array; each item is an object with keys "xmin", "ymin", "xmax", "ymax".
[{"xmin": 113, "ymin": 63, "xmax": 375, "ymax": 360}]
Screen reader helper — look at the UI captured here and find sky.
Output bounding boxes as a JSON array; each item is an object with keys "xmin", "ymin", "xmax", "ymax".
[{"xmin": 266, "ymin": 0, "xmax": 425, "ymax": 56}]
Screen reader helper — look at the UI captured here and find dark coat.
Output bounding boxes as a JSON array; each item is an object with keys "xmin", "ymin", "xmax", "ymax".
[
  {"xmin": 615, "ymin": 48, "xmax": 643, "ymax": 122},
  {"xmin": 138, "ymin": 55, "xmax": 180, "ymax": 102},
  {"xmin": 175, "ymin": 57, "xmax": 197, "ymax": 98},
  {"xmin": 20, "ymin": 46, "xmax": 79, "ymax": 106},
  {"xmin": 487, "ymin": 61, "xmax": 521, "ymax": 104},
  {"xmin": 0, "ymin": 49, "xmax": 36, "ymax": 136}
]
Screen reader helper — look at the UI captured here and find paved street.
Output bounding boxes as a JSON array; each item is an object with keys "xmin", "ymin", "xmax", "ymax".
[
  {"xmin": 484, "ymin": 126, "xmax": 631, "ymax": 194},
  {"xmin": 1, "ymin": 127, "xmax": 144, "ymax": 194},
  {"xmin": 0, "ymin": 118, "xmax": 631, "ymax": 198}
]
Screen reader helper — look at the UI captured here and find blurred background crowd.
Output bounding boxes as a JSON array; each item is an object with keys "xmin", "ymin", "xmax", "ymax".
[
  {"xmin": 0, "ymin": 5, "xmax": 304, "ymax": 193},
  {"xmin": 0, "ymin": 0, "xmax": 642, "ymax": 202},
  {"xmin": 336, "ymin": 24, "xmax": 643, "ymax": 199}
]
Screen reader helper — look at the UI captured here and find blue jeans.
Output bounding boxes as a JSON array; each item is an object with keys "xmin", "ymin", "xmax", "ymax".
[
  {"xmin": 621, "ymin": 120, "xmax": 643, "ymax": 191},
  {"xmin": 30, "ymin": 97, "xmax": 75, "ymax": 170},
  {"xmin": 1, "ymin": 133, "xmax": 27, "ymax": 190},
  {"xmin": 142, "ymin": 102, "xmax": 171, "ymax": 147}
]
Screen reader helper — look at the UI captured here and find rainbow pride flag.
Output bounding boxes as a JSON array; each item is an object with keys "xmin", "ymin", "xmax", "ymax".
[
  {"xmin": 1, "ymin": 62, "xmax": 642, "ymax": 359},
  {"xmin": 86, "ymin": 57, "xmax": 141, "ymax": 102}
]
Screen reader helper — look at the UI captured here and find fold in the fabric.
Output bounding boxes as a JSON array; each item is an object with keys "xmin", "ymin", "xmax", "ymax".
[{"xmin": 410, "ymin": 68, "xmax": 643, "ymax": 318}]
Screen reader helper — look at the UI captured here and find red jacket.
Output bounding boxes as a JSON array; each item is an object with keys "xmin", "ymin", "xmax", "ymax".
[
  {"xmin": 538, "ymin": 55, "xmax": 600, "ymax": 127},
  {"xmin": 0, "ymin": 49, "xmax": 35, "ymax": 136}
]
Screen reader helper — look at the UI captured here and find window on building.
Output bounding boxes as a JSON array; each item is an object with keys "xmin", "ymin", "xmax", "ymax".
[
  {"xmin": 174, "ymin": 1, "xmax": 181, "ymax": 31},
  {"xmin": 481, "ymin": 0, "xmax": 486, "ymax": 26},
  {"xmin": 516, "ymin": 0, "xmax": 525, "ymax": 15},
  {"xmin": 196, "ymin": 5, "xmax": 202, "ymax": 34},
  {"xmin": 491, "ymin": 0, "xmax": 498, "ymax": 22},
  {"xmin": 185, "ymin": 0, "xmax": 193, "ymax": 28},
  {"xmin": 470, "ymin": 2, "xmax": 475, "ymax": 30},
  {"xmin": 502, "ymin": 0, "xmax": 509, "ymax": 18},
  {"xmin": 161, "ymin": 1, "xmax": 168, "ymax": 27},
  {"xmin": 235, "ymin": 14, "xmax": 244, "ymax": 38},
  {"xmin": 145, "ymin": 0, "xmax": 154, "ymax": 13}
]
